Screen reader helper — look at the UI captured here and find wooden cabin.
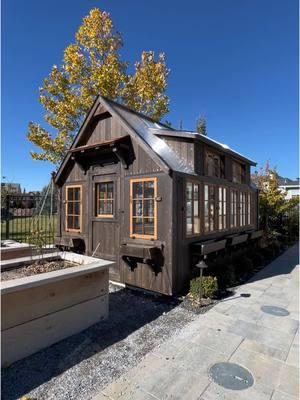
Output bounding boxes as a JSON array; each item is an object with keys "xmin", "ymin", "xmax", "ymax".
[{"xmin": 54, "ymin": 95, "xmax": 259, "ymax": 296}]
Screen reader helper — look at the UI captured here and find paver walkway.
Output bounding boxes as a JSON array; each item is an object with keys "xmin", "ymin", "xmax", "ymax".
[{"xmin": 94, "ymin": 245, "xmax": 299, "ymax": 400}]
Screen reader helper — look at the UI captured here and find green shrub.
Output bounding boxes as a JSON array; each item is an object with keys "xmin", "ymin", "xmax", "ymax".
[{"xmin": 189, "ymin": 276, "xmax": 218, "ymax": 299}]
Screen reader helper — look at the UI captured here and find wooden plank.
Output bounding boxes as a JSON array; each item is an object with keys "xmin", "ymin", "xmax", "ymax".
[
  {"xmin": 249, "ymin": 230, "xmax": 263, "ymax": 240},
  {"xmin": 192, "ymin": 239, "xmax": 226, "ymax": 256},
  {"xmin": 2, "ymin": 270, "xmax": 108, "ymax": 330},
  {"xmin": 231, "ymin": 234, "xmax": 248, "ymax": 246},
  {"xmin": 2, "ymin": 294, "xmax": 108, "ymax": 366}
]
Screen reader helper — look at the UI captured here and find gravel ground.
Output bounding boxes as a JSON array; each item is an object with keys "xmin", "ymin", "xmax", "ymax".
[
  {"xmin": 2, "ymin": 285, "xmax": 197, "ymax": 400},
  {"xmin": 1, "ymin": 260, "xmax": 77, "ymax": 281}
]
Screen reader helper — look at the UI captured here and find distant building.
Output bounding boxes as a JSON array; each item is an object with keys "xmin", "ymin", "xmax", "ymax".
[
  {"xmin": 1, "ymin": 183, "xmax": 21, "ymax": 194},
  {"xmin": 278, "ymin": 176, "xmax": 300, "ymax": 200}
]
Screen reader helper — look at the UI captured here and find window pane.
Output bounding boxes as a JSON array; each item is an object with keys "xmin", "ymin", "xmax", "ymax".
[
  {"xmin": 107, "ymin": 182, "xmax": 114, "ymax": 199},
  {"xmin": 186, "ymin": 182, "xmax": 193, "ymax": 201},
  {"xmin": 204, "ymin": 185, "xmax": 208, "ymax": 201},
  {"xmin": 74, "ymin": 188, "xmax": 80, "ymax": 200},
  {"xmin": 74, "ymin": 201, "xmax": 80, "ymax": 215},
  {"xmin": 74, "ymin": 216, "xmax": 80, "ymax": 230},
  {"xmin": 67, "ymin": 202, "xmax": 73, "ymax": 215},
  {"xmin": 99, "ymin": 200, "xmax": 105, "ymax": 215},
  {"xmin": 133, "ymin": 182, "xmax": 143, "ymax": 199},
  {"xmin": 219, "ymin": 215, "xmax": 223, "ymax": 229},
  {"xmin": 132, "ymin": 217, "xmax": 143, "ymax": 234},
  {"xmin": 186, "ymin": 200, "xmax": 192, "ymax": 218},
  {"xmin": 204, "ymin": 201, "xmax": 209, "ymax": 217},
  {"xmin": 67, "ymin": 216, "xmax": 73, "ymax": 229},
  {"xmin": 194, "ymin": 216, "xmax": 200, "ymax": 234},
  {"xmin": 186, "ymin": 217, "xmax": 192, "ymax": 234},
  {"xmin": 194, "ymin": 199, "xmax": 199, "ymax": 217},
  {"xmin": 144, "ymin": 218, "xmax": 154, "ymax": 235},
  {"xmin": 144, "ymin": 181, "xmax": 154, "ymax": 198},
  {"xmin": 133, "ymin": 200, "xmax": 143, "ymax": 217},
  {"xmin": 106, "ymin": 200, "xmax": 113, "ymax": 215},
  {"xmin": 98, "ymin": 184, "xmax": 105, "ymax": 199},
  {"xmin": 67, "ymin": 188, "xmax": 74, "ymax": 201},
  {"xmin": 193, "ymin": 184, "xmax": 199, "ymax": 198},
  {"xmin": 144, "ymin": 199, "xmax": 154, "ymax": 217}
]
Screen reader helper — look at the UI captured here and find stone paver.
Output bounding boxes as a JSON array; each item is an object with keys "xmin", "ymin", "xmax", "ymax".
[{"xmin": 93, "ymin": 245, "xmax": 299, "ymax": 400}]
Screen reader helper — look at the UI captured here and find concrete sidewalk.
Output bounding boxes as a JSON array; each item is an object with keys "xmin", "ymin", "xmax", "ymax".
[{"xmin": 94, "ymin": 245, "xmax": 299, "ymax": 400}]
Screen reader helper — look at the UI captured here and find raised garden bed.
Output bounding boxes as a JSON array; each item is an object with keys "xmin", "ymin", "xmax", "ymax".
[{"xmin": 1, "ymin": 252, "xmax": 114, "ymax": 366}]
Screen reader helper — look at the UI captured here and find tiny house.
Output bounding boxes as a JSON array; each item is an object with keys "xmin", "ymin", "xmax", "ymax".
[{"xmin": 54, "ymin": 95, "xmax": 259, "ymax": 295}]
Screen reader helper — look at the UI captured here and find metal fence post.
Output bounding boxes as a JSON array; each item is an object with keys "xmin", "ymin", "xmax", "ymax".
[{"xmin": 5, "ymin": 195, "xmax": 10, "ymax": 240}]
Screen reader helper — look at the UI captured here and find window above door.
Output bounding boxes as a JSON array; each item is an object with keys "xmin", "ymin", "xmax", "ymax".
[{"xmin": 95, "ymin": 181, "xmax": 114, "ymax": 218}]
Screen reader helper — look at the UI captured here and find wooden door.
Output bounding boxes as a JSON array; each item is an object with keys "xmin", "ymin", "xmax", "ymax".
[{"xmin": 91, "ymin": 172, "xmax": 120, "ymax": 281}]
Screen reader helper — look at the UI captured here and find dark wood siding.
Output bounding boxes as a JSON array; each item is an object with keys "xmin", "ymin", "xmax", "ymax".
[
  {"xmin": 57, "ymin": 105, "xmax": 258, "ymax": 296},
  {"xmin": 162, "ymin": 137, "xmax": 195, "ymax": 172}
]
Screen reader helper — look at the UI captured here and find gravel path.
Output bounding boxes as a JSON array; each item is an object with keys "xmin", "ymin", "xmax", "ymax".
[{"xmin": 2, "ymin": 285, "xmax": 196, "ymax": 400}]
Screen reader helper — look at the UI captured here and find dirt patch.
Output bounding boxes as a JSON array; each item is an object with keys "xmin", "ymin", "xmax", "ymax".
[{"xmin": 1, "ymin": 260, "xmax": 77, "ymax": 281}]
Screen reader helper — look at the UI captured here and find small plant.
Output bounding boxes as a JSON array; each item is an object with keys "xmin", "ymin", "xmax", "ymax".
[
  {"xmin": 189, "ymin": 275, "xmax": 218, "ymax": 299},
  {"xmin": 27, "ymin": 227, "xmax": 48, "ymax": 262}
]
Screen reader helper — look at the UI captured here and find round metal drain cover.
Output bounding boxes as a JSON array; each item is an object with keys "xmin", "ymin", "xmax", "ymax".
[
  {"xmin": 209, "ymin": 362, "xmax": 254, "ymax": 390},
  {"xmin": 261, "ymin": 305, "xmax": 290, "ymax": 317}
]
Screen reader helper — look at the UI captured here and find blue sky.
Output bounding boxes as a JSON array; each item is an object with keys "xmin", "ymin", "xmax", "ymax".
[{"xmin": 2, "ymin": 0, "xmax": 298, "ymax": 191}]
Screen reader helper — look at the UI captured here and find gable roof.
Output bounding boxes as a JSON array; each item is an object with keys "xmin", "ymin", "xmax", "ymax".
[
  {"xmin": 278, "ymin": 176, "xmax": 300, "ymax": 186},
  {"xmin": 55, "ymin": 95, "xmax": 256, "ymax": 184}
]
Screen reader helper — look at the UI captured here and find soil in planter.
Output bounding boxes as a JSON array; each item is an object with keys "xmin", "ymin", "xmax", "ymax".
[{"xmin": 1, "ymin": 260, "xmax": 78, "ymax": 281}]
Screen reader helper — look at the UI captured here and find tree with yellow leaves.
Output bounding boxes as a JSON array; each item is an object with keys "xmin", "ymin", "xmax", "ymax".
[{"xmin": 27, "ymin": 8, "xmax": 169, "ymax": 164}]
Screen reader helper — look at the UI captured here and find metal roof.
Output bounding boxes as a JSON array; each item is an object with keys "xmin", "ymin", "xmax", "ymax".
[
  {"xmin": 55, "ymin": 95, "xmax": 257, "ymax": 183},
  {"xmin": 150, "ymin": 129, "xmax": 256, "ymax": 166},
  {"xmin": 102, "ymin": 98, "xmax": 196, "ymax": 175}
]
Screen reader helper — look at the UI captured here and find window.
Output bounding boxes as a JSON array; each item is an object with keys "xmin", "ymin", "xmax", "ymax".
[
  {"xmin": 232, "ymin": 161, "xmax": 245, "ymax": 183},
  {"xmin": 130, "ymin": 178, "xmax": 157, "ymax": 239},
  {"xmin": 240, "ymin": 192, "xmax": 246, "ymax": 226},
  {"xmin": 218, "ymin": 187, "xmax": 227, "ymax": 230},
  {"xmin": 230, "ymin": 189, "xmax": 238, "ymax": 228},
  {"xmin": 247, "ymin": 192, "xmax": 251, "ymax": 225},
  {"xmin": 186, "ymin": 181, "xmax": 200, "ymax": 236},
  {"xmin": 95, "ymin": 182, "xmax": 114, "ymax": 217},
  {"xmin": 66, "ymin": 185, "xmax": 81, "ymax": 232},
  {"xmin": 205, "ymin": 151, "xmax": 225, "ymax": 178},
  {"xmin": 204, "ymin": 184, "xmax": 216, "ymax": 232}
]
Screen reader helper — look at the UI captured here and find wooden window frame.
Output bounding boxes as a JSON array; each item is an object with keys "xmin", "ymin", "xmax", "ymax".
[
  {"xmin": 230, "ymin": 188, "xmax": 238, "ymax": 228},
  {"xmin": 218, "ymin": 186, "xmax": 227, "ymax": 231},
  {"xmin": 247, "ymin": 192, "xmax": 252, "ymax": 225},
  {"xmin": 204, "ymin": 183, "xmax": 217, "ymax": 234},
  {"xmin": 232, "ymin": 161, "xmax": 246, "ymax": 184},
  {"xmin": 240, "ymin": 191, "xmax": 247, "ymax": 227},
  {"xmin": 130, "ymin": 177, "xmax": 157, "ymax": 240},
  {"xmin": 65, "ymin": 184, "xmax": 82, "ymax": 233},
  {"xmin": 95, "ymin": 181, "xmax": 114, "ymax": 218},
  {"xmin": 186, "ymin": 180, "xmax": 201, "ymax": 237},
  {"xmin": 205, "ymin": 150, "xmax": 225, "ymax": 178}
]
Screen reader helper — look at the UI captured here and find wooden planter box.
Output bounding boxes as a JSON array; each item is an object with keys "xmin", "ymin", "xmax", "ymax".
[{"xmin": 1, "ymin": 252, "xmax": 114, "ymax": 366}]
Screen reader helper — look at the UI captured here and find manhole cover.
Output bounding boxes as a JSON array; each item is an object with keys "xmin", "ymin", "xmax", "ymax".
[
  {"xmin": 261, "ymin": 305, "xmax": 290, "ymax": 317},
  {"xmin": 209, "ymin": 362, "xmax": 254, "ymax": 390}
]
